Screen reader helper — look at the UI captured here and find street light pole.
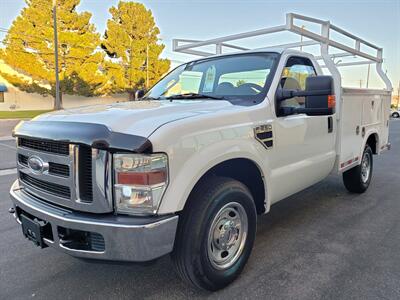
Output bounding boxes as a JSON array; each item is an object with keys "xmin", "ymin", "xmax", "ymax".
[
  {"xmin": 146, "ymin": 45, "xmax": 149, "ymax": 89},
  {"xmin": 300, "ymin": 25, "xmax": 305, "ymax": 51},
  {"xmin": 53, "ymin": 0, "xmax": 61, "ymax": 110}
]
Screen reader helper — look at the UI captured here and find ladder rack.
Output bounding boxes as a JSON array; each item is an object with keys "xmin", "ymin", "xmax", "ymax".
[{"xmin": 172, "ymin": 13, "xmax": 392, "ymax": 91}]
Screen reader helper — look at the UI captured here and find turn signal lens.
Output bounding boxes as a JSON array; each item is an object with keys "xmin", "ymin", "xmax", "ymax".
[
  {"xmin": 328, "ymin": 95, "xmax": 336, "ymax": 109},
  {"xmin": 117, "ymin": 170, "xmax": 167, "ymax": 186}
]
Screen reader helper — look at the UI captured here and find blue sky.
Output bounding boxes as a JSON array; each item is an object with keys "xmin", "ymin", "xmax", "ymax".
[{"xmin": 0, "ymin": 0, "xmax": 399, "ymax": 89}]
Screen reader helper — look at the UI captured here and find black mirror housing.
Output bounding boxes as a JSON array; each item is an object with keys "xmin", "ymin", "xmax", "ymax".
[
  {"xmin": 304, "ymin": 76, "xmax": 334, "ymax": 115},
  {"xmin": 135, "ymin": 89, "xmax": 146, "ymax": 101},
  {"xmin": 276, "ymin": 75, "xmax": 335, "ymax": 116},
  {"xmin": 276, "ymin": 88, "xmax": 299, "ymax": 102}
]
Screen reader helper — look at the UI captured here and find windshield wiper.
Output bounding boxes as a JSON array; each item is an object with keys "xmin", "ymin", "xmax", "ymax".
[
  {"xmin": 165, "ymin": 93, "xmax": 226, "ymax": 100},
  {"xmin": 142, "ymin": 96, "xmax": 161, "ymax": 100}
]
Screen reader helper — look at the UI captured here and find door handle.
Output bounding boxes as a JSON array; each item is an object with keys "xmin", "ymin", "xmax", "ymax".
[{"xmin": 328, "ymin": 116, "xmax": 333, "ymax": 133}]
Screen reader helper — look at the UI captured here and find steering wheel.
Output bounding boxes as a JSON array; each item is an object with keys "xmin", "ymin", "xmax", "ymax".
[{"xmin": 238, "ymin": 83, "xmax": 263, "ymax": 93}]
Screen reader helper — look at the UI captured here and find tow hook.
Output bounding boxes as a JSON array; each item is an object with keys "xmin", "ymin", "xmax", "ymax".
[{"xmin": 8, "ymin": 207, "xmax": 15, "ymax": 214}]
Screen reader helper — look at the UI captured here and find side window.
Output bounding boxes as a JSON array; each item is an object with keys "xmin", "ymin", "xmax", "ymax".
[{"xmin": 279, "ymin": 56, "xmax": 316, "ymax": 112}]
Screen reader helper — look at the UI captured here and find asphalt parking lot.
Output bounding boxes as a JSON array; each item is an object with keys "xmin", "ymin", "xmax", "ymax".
[{"xmin": 0, "ymin": 120, "xmax": 399, "ymax": 299}]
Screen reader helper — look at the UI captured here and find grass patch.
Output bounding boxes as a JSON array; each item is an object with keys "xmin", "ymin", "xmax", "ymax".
[{"xmin": 0, "ymin": 110, "xmax": 52, "ymax": 119}]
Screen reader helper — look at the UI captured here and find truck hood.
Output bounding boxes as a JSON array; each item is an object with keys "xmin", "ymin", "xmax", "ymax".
[{"xmin": 35, "ymin": 100, "xmax": 234, "ymax": 137}]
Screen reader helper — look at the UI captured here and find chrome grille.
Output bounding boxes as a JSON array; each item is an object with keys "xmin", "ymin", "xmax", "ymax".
[
  {"xmin": 19, "ymin": 137, "xmax": 69, "ymax": 155},
  {"xmin": 18, "ymin": 154, "xmax": 70, "ymax": 177},
  {"xmin": 18, "ymin": 154, "xmax": 28, "ymax": 165},
  {"xmin": 49, "ymin": 162, "xmax": 70, "ymax": 177},
  {"xmin": 16, "ymin": 137, "xmax": 113, "ymax": 213},
  {"xmin": 78, "ymin": 146, "xmax": 93, "ymax": 202},
  {"xmin": 20, "ymin": 172, "xmax": 71, "ymax": 198}
]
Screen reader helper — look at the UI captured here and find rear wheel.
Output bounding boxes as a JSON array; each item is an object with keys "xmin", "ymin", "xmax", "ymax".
[
  {"xmin": 343, "ymin": 145, "xmax": 373, "ymax": 193},
  {"xmin": 171, "ymin": 177, "xmax": 257, "ymax": 291},
  {"xmin": 392, "ymin": 112, "xmax": 400, "ymax": 118}
]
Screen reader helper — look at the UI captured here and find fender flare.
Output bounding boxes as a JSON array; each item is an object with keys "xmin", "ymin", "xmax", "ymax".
[
  {"xmin": 158, "ymin": 150, "xmax": 270, "ymax": 214},
  {"xmin": 360, "ymin": 129, "xmax": 379, "ymax": 159}
]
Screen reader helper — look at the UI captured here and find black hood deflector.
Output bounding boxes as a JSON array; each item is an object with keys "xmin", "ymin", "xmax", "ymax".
[{"xmin": 13, "ymin": 121, "xmax": 152, "ymax": 153}]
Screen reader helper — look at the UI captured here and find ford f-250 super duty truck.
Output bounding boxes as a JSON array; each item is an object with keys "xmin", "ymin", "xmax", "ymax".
[{"xmin": 9, "ymin": 14, "xmax": 392, "ymax": 290}]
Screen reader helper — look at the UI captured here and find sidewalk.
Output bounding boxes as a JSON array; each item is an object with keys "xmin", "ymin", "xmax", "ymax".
[{"xmin": 0, "ymin": 119, "xmax": 21, "ymax": 139}]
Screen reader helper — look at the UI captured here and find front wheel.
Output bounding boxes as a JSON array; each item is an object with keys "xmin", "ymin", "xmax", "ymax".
[
  {"xmin": 171, "ymin": 177, "xmax": 257, "ymax": 291},
  {"xmin": 343, "ymin": 145, "xmax": 373, "ymax": 193},
  {"xmin": 392, "ymin": 112, "xmax": 400, "ymax": 118}
]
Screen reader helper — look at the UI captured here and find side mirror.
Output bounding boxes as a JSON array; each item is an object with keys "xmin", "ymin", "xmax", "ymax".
[
  {"xmin": 135, "ymin": 89, "xmax": 146, "ymax": 100},
  {"xmin": 276, "ymin": 75, "xmax": 335, "ymax": 116},
  {"xmin": 303, "ymin": 76, "xmax": 335, "ymax": 115}
]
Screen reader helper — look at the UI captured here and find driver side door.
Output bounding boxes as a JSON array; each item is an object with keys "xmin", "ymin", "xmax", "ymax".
[{"xmin": 268, "ymin": 56, "xmax": 336, "ymax": 203}]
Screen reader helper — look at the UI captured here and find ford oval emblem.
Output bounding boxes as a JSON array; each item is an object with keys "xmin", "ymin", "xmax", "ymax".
[{"xmin": 27, "ymin": 156, "xmax": 48, "ymax": 174}]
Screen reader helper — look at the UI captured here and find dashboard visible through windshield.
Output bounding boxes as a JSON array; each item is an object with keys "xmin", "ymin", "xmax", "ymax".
[{"xmin": 145, "ymin": 53, "xmax": 279, "ymax": 105}]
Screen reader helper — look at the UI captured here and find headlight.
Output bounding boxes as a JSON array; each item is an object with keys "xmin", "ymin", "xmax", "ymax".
[{"xmin": 113, "ymin": 153, "xmax": 168, "ymax": 215}]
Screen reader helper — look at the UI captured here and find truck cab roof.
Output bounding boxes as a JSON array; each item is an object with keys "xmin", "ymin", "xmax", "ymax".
[{"xmin": 186, "ymin": 48, "xmax": 313, "ymax": 64}]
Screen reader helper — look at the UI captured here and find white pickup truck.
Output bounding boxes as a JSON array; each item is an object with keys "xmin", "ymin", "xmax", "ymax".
[{"xmin": 9, "ymin": 14, "xmax": 392, "ymax": 290}]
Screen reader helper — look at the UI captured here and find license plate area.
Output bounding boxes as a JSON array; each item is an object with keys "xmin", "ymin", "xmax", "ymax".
[{"xmin": 20, "ymin": 213, "xmax": 52, "ymax": 248}]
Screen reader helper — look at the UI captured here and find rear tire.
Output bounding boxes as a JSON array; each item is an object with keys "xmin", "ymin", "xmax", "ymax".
[
  {"xmin": 392, "ymin": 112, "xmax": 400, "ymax": 118},
  {"xmin": 343, "ymin": 145, "xmax": 373, "ymax": 193},
  {"xmin": 171, "ymin": 177, "xmax": 257, "ymax": 291}
]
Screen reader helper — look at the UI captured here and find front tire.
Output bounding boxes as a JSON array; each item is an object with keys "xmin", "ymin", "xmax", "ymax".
[
  {"xmin": 392, "ymin": 112, "xmax": 400, "ymax": 118},
  {"xmin": 171, "ymin": 177, "xmax": 257, "ymax": 291},
  {"xmin": 343, "ymin": 145, "xmax": 373, "ymax": 193}
]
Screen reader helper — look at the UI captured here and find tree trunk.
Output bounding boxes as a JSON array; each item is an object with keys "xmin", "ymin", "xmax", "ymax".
[
  {"xmin": 59, "ymin": 92, "xmax": 63, "ymax": 109},
  {"xmin": 128, "ymin": 91, "xmax": 135, "ymax": 101},
  {"xmin": 52, "ymin": 92, "xmax": 63, "ymax": 110}
]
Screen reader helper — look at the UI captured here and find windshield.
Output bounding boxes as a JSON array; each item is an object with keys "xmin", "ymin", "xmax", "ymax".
[{"xmin": 145, "ymin": 53, "xmax": 279, "ymax": 104}]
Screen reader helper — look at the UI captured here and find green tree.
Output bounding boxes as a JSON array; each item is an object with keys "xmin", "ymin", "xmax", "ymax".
[
  {"xmin": 101, "ymin": 1, "xmax": 170, "ymax": 99},
  {"xmin": 236, "ymin": 79, "xmax": 246, "ymax": 87},
  {"xmin": 0, "ymin": 0, "xmax": 104, "ymax": 106}
]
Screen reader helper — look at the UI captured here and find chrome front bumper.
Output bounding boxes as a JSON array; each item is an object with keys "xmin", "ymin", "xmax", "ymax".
[{"xmin": 9, "ymin": 180, "xmax": 178, "ymax": 262}]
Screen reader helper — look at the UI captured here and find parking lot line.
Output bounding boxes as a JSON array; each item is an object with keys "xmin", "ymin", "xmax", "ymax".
[
  {"xmin": 0, "ymin": 168, "xmax": 17, "ymax": 176},
  {"xmin": 0, "ymin": 136, "xmax": 14, "ymax": 141},
  {"xmin": 0, "ymin": 142, "xmax": 16, "ymax": 150}
]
